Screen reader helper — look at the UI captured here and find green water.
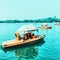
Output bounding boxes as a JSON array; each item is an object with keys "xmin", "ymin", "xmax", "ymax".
[{"xmin": 0, "ymin": 23, "xmax": 60, "ymax": 60}]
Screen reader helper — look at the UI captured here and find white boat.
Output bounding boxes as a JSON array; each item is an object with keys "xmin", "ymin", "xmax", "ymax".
[
  {"xmin": 2, "ymin": 24, "xmax": 45, "ymax": 48},
  {"xmin": 54, "ymin": 22, "xmax": 60, "ymax": 25}
]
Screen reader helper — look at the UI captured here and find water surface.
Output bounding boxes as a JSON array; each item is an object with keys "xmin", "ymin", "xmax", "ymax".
[{"xmin": 0, "ymin": 23, "xmax": 60, "ymax": 60}]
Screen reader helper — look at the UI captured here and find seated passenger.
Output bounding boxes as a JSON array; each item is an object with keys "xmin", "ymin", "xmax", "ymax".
[
  {"xmin": 24, "ymin": 34, "xmax": 28, "ymax": 40},
  {"xmin": 31, "ymin": 33, "xmax": 36, "ymax": 39},
  {"xmin": 27, "ymin": 32, "xmax": 31, "ymax": 39}
]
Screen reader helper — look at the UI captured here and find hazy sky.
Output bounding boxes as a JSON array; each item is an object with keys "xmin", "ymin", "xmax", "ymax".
[{"xmin": 0, "ymin": 0, "xmax": 60, "ymax": 20}]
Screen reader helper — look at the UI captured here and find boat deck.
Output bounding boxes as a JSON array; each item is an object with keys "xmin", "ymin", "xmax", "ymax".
[{"xmin": 2, "ymin": 35, "xmax": 45, "ymax": 48}]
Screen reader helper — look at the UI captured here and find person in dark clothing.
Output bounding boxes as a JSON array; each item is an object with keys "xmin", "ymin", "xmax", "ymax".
[
  {"xmin": 24, "ymin": 34, "xmax": 28, "ymax": 40},
  {"xmin": 27, "ymin": 32, "xmax": 31, "ymax": 39}
]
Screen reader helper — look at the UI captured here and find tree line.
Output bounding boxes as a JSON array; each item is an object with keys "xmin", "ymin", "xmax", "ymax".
[{"xmin": 0, "ymin": 17, "xmax": 60, "ymax": 23}]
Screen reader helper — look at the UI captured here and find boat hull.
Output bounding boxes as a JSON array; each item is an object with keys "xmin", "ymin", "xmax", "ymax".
[{"xmin": 2, "ymin": 35, "xmax": 45, "ymax": 48}]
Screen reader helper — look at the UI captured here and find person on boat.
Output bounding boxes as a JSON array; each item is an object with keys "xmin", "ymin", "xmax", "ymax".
[
  {"xmin": 31, "ymin": 33, "xmax": 36, "ymax": 39},
  {"xmin": 24, "ymin": 33, "xmax": 28, "ymax": 40},
  {"xmin": 27, "ymin": 32, "xmax": 31, "ymax": 39},
  {"xmin": 15, "ymin": 32, "xmax": 21, "ymax": 40}
]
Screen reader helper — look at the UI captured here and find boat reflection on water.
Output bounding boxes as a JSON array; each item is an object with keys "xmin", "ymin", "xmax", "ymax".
[
  {"xmin": 15, "ymin": 40, "xmax": 45, "ymax": 60},
  {"xmin": 15, "ymin": 47, "xmax": 38, "ymax": 60}
]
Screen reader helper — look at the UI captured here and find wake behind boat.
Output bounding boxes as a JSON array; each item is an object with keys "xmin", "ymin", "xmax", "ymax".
[{"xmin": 2, "ymin": 24, "xmax": 45, "ymax": 48}]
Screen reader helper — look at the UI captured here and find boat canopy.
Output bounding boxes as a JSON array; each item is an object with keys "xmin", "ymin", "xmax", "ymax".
[
  {"xmin": 16, "ymin": 24, "xmax": 38, "ymax": 33},
  {"xmin": 42, "ymin": 23, "xmax": 48, "ymax": 25}
]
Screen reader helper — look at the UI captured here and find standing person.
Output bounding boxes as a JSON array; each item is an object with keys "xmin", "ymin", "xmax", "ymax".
[{"xmin": 15, "ymin": 32, "xmax": 21, "ymax": 40}]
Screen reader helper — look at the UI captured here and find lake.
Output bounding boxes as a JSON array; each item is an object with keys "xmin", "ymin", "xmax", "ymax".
[{"xmin": 0, "ymin": 23, "xmax": 60, "ymax": 60}]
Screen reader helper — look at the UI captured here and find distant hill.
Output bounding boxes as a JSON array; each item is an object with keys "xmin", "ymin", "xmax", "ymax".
[{"xmin": 0, "ymin": 17, "xmax": 60, "ymax": 23}]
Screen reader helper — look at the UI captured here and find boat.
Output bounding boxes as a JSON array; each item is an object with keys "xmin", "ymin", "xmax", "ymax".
[
  {"xmin": 54, "ymin": 22, "xmax": 60, "ymax": 25},
  {"xmin": 40, "ymin": 23, "xmax": 51, "ymax": 29},
  {"xmin": 2, "ymin": 24, "xmax": 45, "ymax": 48}
]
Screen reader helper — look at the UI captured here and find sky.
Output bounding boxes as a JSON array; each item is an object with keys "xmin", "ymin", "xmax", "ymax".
[{"xmin": 0, "ymin": 0, "xmax": 60, "ymax": 20}]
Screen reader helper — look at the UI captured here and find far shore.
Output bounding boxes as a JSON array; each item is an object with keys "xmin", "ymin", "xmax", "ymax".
[{"xmin": 0, "ymin": 17, "xmax": 60, "ymax": 23}]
